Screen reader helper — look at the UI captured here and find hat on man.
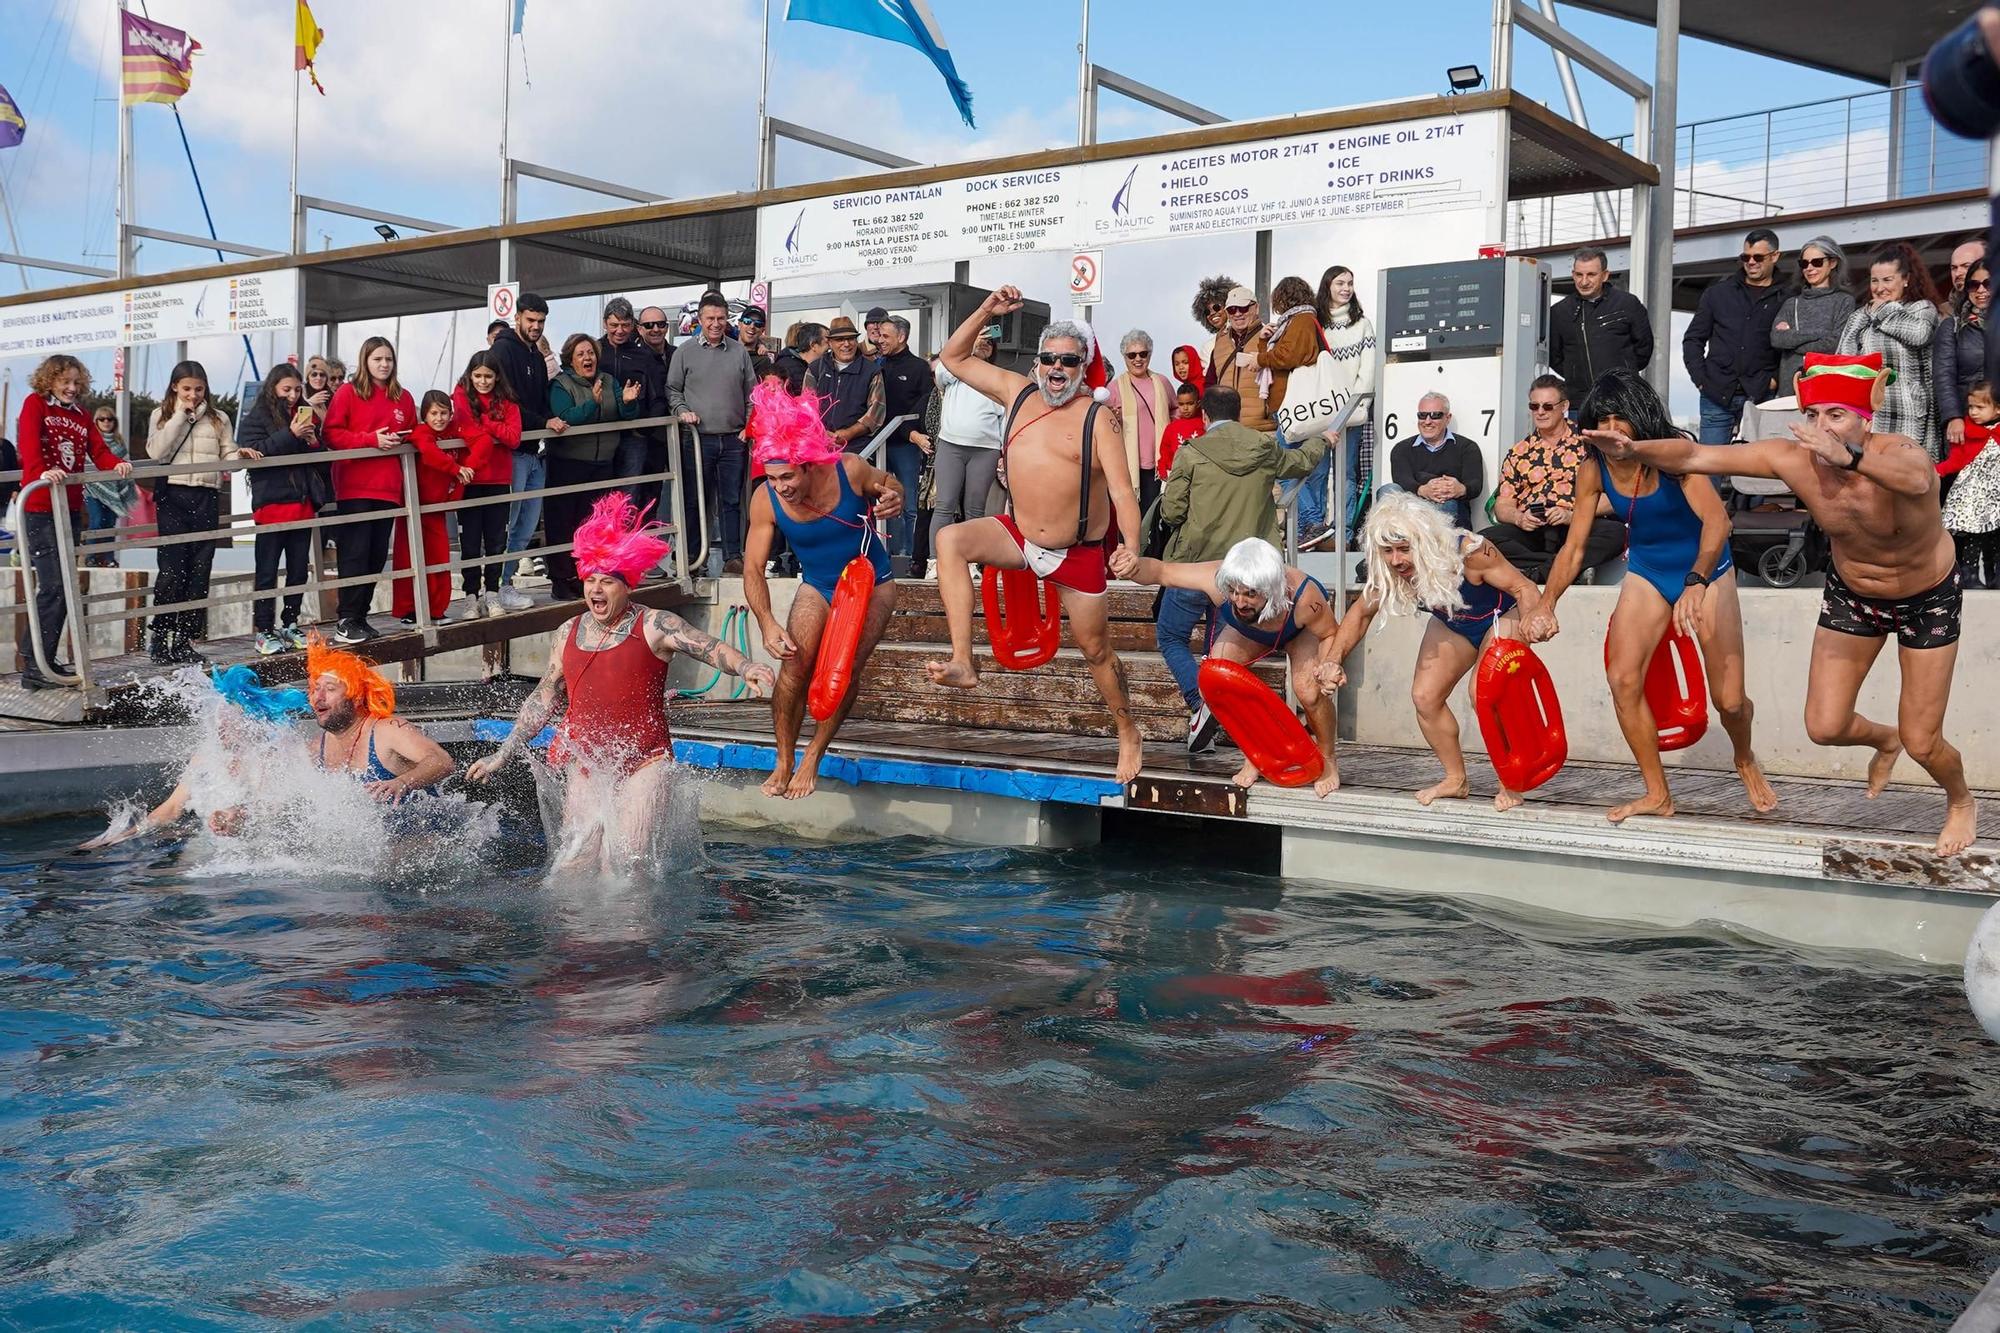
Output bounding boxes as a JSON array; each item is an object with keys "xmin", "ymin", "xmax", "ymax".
[
  {"xmin": 827, "ymin": 316, "xmax": 860, "ymax": 339},
  {"xmin": 864, "ymin": 306, "xmax": 890, "ymax": 323},
  {"xmin": 740, "ymin": 304, "xmax": 768, "ymax": 323},
  {"xmin": 1225, "ymin": 286, "xmax": 1256, "ymax": 309},
  {"xmin": 1796, "ymin": 351, "xmax": 1892, "ymax": 417}
]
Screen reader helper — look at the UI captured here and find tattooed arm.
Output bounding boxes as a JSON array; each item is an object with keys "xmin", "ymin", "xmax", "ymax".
[
  {"xmin": 644, "ymin": 608, "xmax": 776, "ymax": 697},
  {"xmin": 467, "ymin": 622, "xmax": 570, "ymax": 780}
]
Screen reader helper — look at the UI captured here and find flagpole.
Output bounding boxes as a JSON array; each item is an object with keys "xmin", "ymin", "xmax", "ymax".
[
  {"xmin": 1075, "ymin": 0, "xmax": 1091, "ymax": 147},
  {"xmin": 498, "ymin": 0, "xmax": 513, "ymax": 283},
  {"xmin": 115, "ymin": 0, "xmax": 132, "ymax": 433},
  {"xmin": 756, "ymin": 0, "xmax": 773, "ymax": 190}
]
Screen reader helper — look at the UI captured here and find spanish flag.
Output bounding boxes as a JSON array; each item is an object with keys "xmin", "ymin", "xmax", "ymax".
[
  {"xmin": 0, "ymin": 83, "xmax": 24, "ymax": 151},
  {"xmin": 120, "ymin": 11, "xmax": 200, "ymax": 107},
  {"xmin": 296, "ymin": 1, "xmax": 326, "ymax": 96}
]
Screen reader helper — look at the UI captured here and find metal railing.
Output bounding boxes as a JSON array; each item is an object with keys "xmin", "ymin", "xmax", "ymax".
[
  {"xmin": 11, "ymin": 414, "xmax": 698, "ymax": 691},
  {"xmin": 1509, "ymin": 86, "xmax": 1987, "ymax": 251}
]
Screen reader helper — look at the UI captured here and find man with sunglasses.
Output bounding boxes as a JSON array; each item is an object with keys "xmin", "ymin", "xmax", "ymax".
[
  {"xmin": 736, "ymin": 304, "xmax": 771, "ymax": 359},
  {"xmin": 927, "ymin": 286, "xmax": 1147, "ymax": 784},
  {"xmin": 1683, "ymin": 227, "xmax": 1788, "ymax": 444},
  {"xmin": 599, "ymin": 297, "xmax": 666, "ymax": 506},
  {"xmin": 1386, "ymin": 393, "xmax": 1483, "ymax": 528},
  {"xmin": 1547, "ymin": 247, "xmax": 1652, "ymax": 396},
  {"xmin": 1205, "ymin": 286, "xmax": 1277, "ymax": 431},
  {"xmin": 1478, "ymin": 374, "xmax": 1625, "ymax": 583}
]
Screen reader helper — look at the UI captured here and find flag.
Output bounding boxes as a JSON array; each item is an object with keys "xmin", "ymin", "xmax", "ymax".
[
  {"xmin": 512, "ymin": 0, "xmax": 527, "ymax": 35},
  {"xmin": 121, "ymin": 12, "xmax": 200, "ymax": 107},
  {"xmin": 295, "ymin": 0, "xmax": 325, "ymax": 95},
  {"xmin": 0, "ymin": 83, "xmax": 24, "ymax": 150},
  {"xmin": 785, "ymin": 0, "xmax": 975, "ymax": 128}
]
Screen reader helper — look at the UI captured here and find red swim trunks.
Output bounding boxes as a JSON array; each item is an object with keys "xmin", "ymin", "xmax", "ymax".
[{"xmin": 992, "ymin": 514, "xmax": 1110, "ymax": 596}]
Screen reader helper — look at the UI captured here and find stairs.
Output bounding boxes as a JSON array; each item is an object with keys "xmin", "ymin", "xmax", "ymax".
[{"xmin": 848, "ymin": 579, "xmax": 1286, "ymax": 742}]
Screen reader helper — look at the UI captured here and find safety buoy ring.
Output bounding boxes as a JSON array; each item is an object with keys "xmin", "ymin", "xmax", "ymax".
[
  {"xmin": 808, "ymin": 556, "xmax": 876, "ymax": 721},
  {"xmin": 1473, "ymin": 638, "xmax": 1567, "ymax": 792},
  {"xmin": 982, "ymin": 566, "xmax": 1060, "ymax": 671},
  {"xmin": 1604, "ymin": 623, "xmax": 1709, "ymax": 752},
  {"xmin": 1197, "ymin": 658, "xmax": 1324, "ymax": 787}
]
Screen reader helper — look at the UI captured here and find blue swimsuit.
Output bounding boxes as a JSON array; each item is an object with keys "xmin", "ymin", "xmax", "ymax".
[
  {"xmin": 1429, "ymin": 537, "xmax": 1515, "ymax": 646},
  {"xmin": 1602, "ymin": 465, "xmax": 1730, "ymax": 604},
  {"xmin": 317, "ymin": 722, "xmax": 437, "ymax": 804},
  {"xmin": 769, "ymin": 462, "xmax": 893, "ymax": 602},
  {"xmin": 1217, "ymin": 575, "xmax": 1326, "ymax": 650}
]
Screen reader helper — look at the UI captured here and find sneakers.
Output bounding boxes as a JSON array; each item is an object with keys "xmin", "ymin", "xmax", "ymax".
[
  {"xmin": 398, "ymin": 614, "xmax": 418, "ymax": 628},
  {"xmin": 1188, "ymin": 703, "xmax": 1220, "ymax": 755},
  {"xmin": 496, "ymin": 585, "xmax": 533, "ymax": 612},
  {"xmin": 333, "ymin": 619, "xmax": 372, "ymax": 645},
  {"xmin": 280, "ymin": 624, "xmax": 309, "ymax": 650},
  {"xmin": 1299, "ymin": 524, "xmax": 1337, "ymax": 552},
  {"xmin": 254, "ymin": 631, "xmax": 286, "ymax": 657}
]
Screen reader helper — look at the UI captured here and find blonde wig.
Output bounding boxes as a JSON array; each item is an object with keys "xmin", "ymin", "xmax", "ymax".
[
  {"xmin": 1214, "ymin": 537, "xmax": 1291, "ymax": 626},
  {"xmin": 1361, "ymin": 491, "xmax": 1467, "ymax": 618}
]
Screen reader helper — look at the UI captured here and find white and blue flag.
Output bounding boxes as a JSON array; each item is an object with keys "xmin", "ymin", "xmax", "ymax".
[{"xmin": 785, "ymin": 0, "xmax": 976, "ymax": 128}]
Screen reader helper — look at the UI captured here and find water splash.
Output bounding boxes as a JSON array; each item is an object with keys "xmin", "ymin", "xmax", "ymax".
[{"xmin": 527, "ymin": 750, "xmax": 705, "ymax": 884}]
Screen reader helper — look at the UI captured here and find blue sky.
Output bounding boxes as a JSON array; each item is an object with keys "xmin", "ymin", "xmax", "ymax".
[{"xmin": 0, "ymin": 0, "xmax": 1877, "ymax": 412}]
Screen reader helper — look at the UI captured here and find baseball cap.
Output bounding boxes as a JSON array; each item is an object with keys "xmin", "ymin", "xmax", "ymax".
[{"xmin": 1225, "ymin": 286, "xmax": 1255, "ymax": 308}]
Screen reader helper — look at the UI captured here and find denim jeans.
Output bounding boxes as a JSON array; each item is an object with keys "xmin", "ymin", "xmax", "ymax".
[
  {"xmin": 699, "ymin": 431, "xmax": 748, "ymax": 562},
  {"xmin": 502, "ymin": 449, "xmax": 546, "ymax": 584},
  {"xmin": 885, "ymin": 440, "xmax": 925, "ymax": 557},
  {"xmin": 1288, "ymin": 439, "xmax": 1331, "ymax": 531},
  {"xmin": 82, "ymin": 497, "xmax": 120, "ymax": 565},
  {"xmin": 1698, "ymin": 393, "xmax": 1747, "ymax": 445},
  {"xmin": 1341, "ymin": 424, "xmax": 1366, "ymax": 535},
  {"xmin": 1155, "ymin": 586, "xmax": 1212, "ymax": 710}
]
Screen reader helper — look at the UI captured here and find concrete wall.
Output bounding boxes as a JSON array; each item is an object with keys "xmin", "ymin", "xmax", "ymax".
[{"xmin": 1343, "ymin": 584, "xmax": 2000, "ymax": 789}]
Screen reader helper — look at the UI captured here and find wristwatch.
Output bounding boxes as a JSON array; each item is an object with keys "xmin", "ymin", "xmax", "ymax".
[
  {"xmin": 1683, "ymin": 571, "xmax": 1710, "ymax": 589},
  {"xmin": 1842, "ymin": 441, "xmax": 1865, "ymax": 471}
]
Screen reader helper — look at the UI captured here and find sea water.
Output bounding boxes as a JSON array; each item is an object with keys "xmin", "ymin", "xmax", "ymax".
[{"xmin": 1, "ymin": 809, "xmax": 1997, "ymax": 1329}]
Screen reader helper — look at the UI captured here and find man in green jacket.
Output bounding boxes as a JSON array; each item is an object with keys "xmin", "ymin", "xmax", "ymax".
[{"xmin": 1154, "ymin": 384, "xmax": 1328, "ymax": 751}]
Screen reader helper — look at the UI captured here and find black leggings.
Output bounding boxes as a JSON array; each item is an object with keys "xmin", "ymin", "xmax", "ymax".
[
  {"xmin": 459, "ymin": 484, "xmax": 511, "ymax": 594},
  {"xmin": 335, "ymin": 497, "xmax": 398, "ymax": 623},
  {"xmin": 253, "ymin": 525, "xmax": 313, "ymax": 632},
  {"xmin": 151, "ymin": 483, "xmax": 221, "ymax": 652},
  {"xmin": 1953, "ymin": 530, "xmax": 2000, "ymax": 586}
]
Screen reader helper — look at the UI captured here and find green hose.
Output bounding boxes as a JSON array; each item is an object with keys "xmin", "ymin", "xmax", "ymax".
[{"xmin": 672, "ymin": 604, "xmax": 755, "ymax": 701}]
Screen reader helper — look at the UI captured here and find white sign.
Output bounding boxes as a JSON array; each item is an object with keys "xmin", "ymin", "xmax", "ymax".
[
  {"xmin": 488, "ymin": 281, "xmax": 519, "ymax": 323},
  {"xmin": 0, "ymin": 291, "xmax": 124, "ymax": 357},
  {"xmin": 749, "ymin": 279, "xmax": 770, "ymax": 311},
  {"xmin": 757, "ymin": 111, "xmax": 1502, "ymax": 280},
  {"xmin": 1069, "ymin": 250, "xmax": 1103, "ymax": 304},
  {"xmin": 121, "ymin": 269, "xmax": 300, "ymax": 346}
]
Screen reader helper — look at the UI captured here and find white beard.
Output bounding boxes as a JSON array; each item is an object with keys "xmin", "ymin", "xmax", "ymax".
[{"xmin": 1037, "ymin": 373, "xmax": 1084, "ymax": 409}]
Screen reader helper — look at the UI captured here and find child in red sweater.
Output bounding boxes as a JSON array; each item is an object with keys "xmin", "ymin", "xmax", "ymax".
[
  {"xmin": 392, "ymin": 391, "xmax": 485, "ymax": 624},
  {"xmin": 1157, "ymin": 382, "xmax": 1205, "ymax": 479},
  {"xmin": 451, "ymin": 351, "xmax": 523, "ymax": 617}
]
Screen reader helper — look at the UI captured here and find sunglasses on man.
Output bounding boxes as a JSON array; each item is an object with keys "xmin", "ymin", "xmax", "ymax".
[
  {"xmin": 1225, "ymin": 304, "xmax": 1252, "ymax": 315},
  {"xmin": 1416, "ymin": 411, "xmax": 1447, "ymax": 421},
  {"xmin": 739, "ymin": 315, "xmax": 766, "ymax": 328},
  {"xmin": 638, "ymin": 319, "xmax": 669, "ymax": 330},
  {"xmin": 1739, "ymin": 251, "xmax": 1776, "ymax": 265},
  {"xmin": 1038, "ymin": 353, "xmax": 1084, "ymax": 368}
]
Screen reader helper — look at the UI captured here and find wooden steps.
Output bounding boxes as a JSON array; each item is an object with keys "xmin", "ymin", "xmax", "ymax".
[{"xmin": 851, "ymin": 578, "xmax": 1284, "ymax": 742}]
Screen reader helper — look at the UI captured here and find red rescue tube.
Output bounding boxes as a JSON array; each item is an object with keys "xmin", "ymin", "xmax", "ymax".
[
  {"xmin": 808, "ymin": 556, "xmax": 876, "ymax": 721},
  {"xmin": 1197, "ymin": 658, "xmax": 1324, "ymax": 788},
  {"xmin": 1603, "ymin": 622, "xmax": 1709, "ymax": 752},
  {"xmin": 982, "ymin": 566, "xmax": 1060, "ymax": 671},
  {"xmin": 1473, "ymin": 638, "xmax": 1567, "ymax": 792}
]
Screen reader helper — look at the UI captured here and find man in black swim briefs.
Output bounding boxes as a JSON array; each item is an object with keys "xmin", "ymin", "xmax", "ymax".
[{"xmin": 1585, "ymin": 351, "xmax": 1977, "ymax": 857}]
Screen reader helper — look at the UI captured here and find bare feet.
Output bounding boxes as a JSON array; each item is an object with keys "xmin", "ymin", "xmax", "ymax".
[
  {"xmin": 1312, "ymin": 763, "xmax": 1341, "ymax": 799},
  {"xmin": 1493, "ymin": 786, "xmax": 1525, "ymax": 813},
  {"xmin": 1607, "ymin": 790, "xmax": 1675, "ymax": 824},
  {"xmin": 926, "ymin": 657, "xmax": 980, "ymax": 690},
  {"xmin": 1866, "ymin": 741, "xmax": 1903, "ymax": 798},
  {"xmin": 1735, "ymin": 756, "xmax": 1779, "ymax": 813},
  {"xmin": 1937, "ymin": 799, "xmax": 1980, "ymax": 857},
  {"xmin": 1416, "ymin": 777, "xmax": 1468, "ymax": 807},
  {"xmin": 1231, "ymin": 758, "xmax": 1259, "ymax": 790},
  {"xmin": 1114, "ymin": 727, "xmax": 1144, "ymax": 785},
  {"xmin": 785, "ymin": 751, "xmax": 824, "ymax": 800},
  {"xmin": 761, "ymin": 765, "xmax": 791, "ymax": 798}
]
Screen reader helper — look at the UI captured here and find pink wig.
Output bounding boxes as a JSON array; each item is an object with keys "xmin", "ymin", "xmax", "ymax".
[
  {"xmin": 572, "ymin": 491, "xmax": 672, "ymax": 585},
  {"xmin": 749, "ymin": 380, "xmax": 844, "ymax": 469}
]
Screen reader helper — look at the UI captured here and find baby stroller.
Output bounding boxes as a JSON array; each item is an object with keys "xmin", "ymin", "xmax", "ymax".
[{"xmin": 1728, "ymin": 473, "xmax": 1826, "ymax": 588}]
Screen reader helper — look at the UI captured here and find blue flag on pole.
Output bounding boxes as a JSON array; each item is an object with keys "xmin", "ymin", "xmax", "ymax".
[
  {"xmin": 511, "ymin": 0, "xmax": 527, "ymax": 35},
  {"xmin": 0, "ymin": 83, "xmax": 26, "ymax": 150},
  {"xmin": 785, "ymin": 0, "xmax": 975, "ymax": 128}
]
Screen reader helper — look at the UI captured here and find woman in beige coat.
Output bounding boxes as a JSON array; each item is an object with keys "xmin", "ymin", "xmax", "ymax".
[{"xmin": 144, "ymin": 360, "xmax": 239, "ymax": 663}]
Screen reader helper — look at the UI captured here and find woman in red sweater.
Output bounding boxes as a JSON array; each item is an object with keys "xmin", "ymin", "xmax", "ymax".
[
  {"xmin": 15, "ymin": 355, "xmax": 133, "ymax": 687},
  {"xmin": 451, "ymin": 351, "xmax": 523, "ymax": 617},
  {"xmin": 391, "ymin": 390, "xmax": 483, "ymax": 625},
  {"xmin": 321, "ymin": 337, "xmax": 416, "ymax": 643}
]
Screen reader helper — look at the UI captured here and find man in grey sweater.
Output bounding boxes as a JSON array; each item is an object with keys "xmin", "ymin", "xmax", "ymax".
[{"xmin": 669, "ymin": 291, "xmax": 759, "ymax": 573}]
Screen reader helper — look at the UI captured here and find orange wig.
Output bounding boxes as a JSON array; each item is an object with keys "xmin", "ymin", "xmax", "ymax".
[{"xmin": 305, "ymin": 634, "xmax": 397, "ymax": 718}]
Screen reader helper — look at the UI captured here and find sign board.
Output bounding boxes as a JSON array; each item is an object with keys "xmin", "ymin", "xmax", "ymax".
[
  {"xmin": 749, "ymin": 279, "xmax": 770, "ymax": 312},
  {"xmin": 1069, "ymin": 250, "xmax": 1103, "ymax": 305},
  {"xmin": 488, "ymin": 281, "xmax": 519, "ymax": 323},
  {"xmin": 757, "ymin": 110, "xmax": 1503, "ymax": 280},
  {"xmin": 0, "ymin": 269, "xmax": 300, "ymax": 358}
]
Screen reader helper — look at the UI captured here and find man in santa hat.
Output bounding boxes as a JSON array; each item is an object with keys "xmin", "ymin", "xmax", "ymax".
[
  {"xmin": 924, "ymin": 286, "xmax": 1147, "ymax": 785},
  {"xmin": 1585, "ymin": 351, "xmax": 1976, "ymax": 857}
]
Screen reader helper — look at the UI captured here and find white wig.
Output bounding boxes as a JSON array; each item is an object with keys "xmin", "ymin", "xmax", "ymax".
[
  {"xmin": 1361, "ymin": 491, "xmax": 1468, "ymax": 618},
  {"xmin": 1215, "ymin": 537, "xmax": 1290, "ymax": 625}
]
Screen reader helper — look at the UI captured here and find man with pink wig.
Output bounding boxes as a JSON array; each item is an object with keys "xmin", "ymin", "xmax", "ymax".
[
  {"xmin": 742, "ymin": 377, "xmax": 906, "ymax": 798},
  {"xmin": 470, "ymin": 492, "xmax": 774, "ymax": 869}
]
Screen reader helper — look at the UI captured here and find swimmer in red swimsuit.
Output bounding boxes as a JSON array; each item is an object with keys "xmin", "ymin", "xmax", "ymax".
[{"xmin": 470, "ymin": 492, "xmax": 774, "ymax": 873}]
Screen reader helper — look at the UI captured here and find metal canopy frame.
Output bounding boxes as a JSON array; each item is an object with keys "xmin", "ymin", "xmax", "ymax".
[
  {"xmin": 0, "ymin": 92, "xmax": 1653, "ymax": 332},
  {"xmin": 501, "ymin": 158, "xmax": 676, "ymax": 285},
  {"xmin": 757, "ymin": 118, "xmax": 919, "ymax": 193},
  {"xmin": 1080, "ymin": 65, "xmax": 1225, "ymax": 148}
]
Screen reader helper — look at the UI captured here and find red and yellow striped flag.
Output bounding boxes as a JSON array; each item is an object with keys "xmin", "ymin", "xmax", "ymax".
[
  {"xmin": 120, "ymin": 11, "xmax": 200, "ymax": 107},
  {"xmin": 295, "ymin": 1, "xmax": 326, "ymax": 95}
]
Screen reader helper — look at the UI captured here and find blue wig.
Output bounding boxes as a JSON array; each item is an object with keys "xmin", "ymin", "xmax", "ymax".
[{"xmin": 210, "ymin": 665, "xmax": 309, "ymax": 724}]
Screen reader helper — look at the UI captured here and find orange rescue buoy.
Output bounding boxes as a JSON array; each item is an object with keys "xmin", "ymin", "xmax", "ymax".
[
  {"xmin": 981, "ymin": 566, "xmax": 1060, "ymax": 671},
  {"xmin": 1197, "ymin": 658, "xmax": 1324, "ymax": 787},
  {"xmin": 1473, "ymin": 638, "xmax": 1567, "ymax": 792},
  {"xmin": 808, "ymin": 556, "xmax": 876, "ymax": 721}
]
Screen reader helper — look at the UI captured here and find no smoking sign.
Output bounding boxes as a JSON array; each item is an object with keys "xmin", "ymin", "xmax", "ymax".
[{"xmin": 1069, "ymin": 250, "xmax": 1103, "ymax": 305}]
